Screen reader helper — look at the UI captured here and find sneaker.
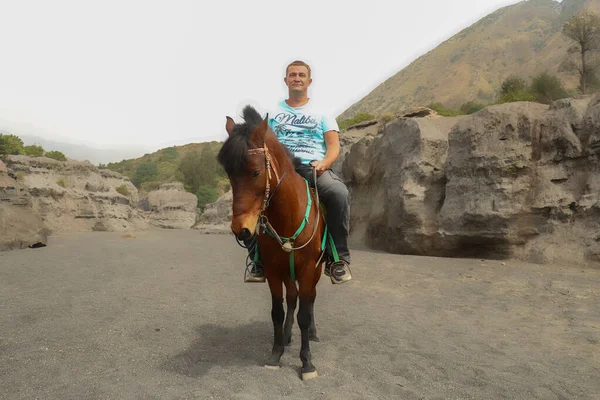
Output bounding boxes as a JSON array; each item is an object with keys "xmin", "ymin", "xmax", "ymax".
[
  {"xmin": 245, "ymin": 260, "xmax": 266, "ymax": 283},
  {"xmin": 325, "ymin": 260, "xmax": 352, "ymax": 284}
]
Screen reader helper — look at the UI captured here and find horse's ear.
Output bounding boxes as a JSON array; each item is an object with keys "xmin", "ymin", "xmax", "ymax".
[
  {"xmin": 251, "ymin": 115, "xmax": 269, "ymax": 142},
  {"xmin": 225, "ymin": 116, "xmax": 235, "ymax": 136}
]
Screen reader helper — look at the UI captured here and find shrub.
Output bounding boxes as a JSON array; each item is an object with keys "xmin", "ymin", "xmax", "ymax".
[
  {"xmin": 0, "ymin": 134, "xmax": 24, "ymax": 155},
  {"xmin": 56, "ymin": 178, "xmax": 67, "ymax": 187},
  {"xmin": 530, "ymin": 72, "xmax": 569, "ymax": 104},
  {"xmin": 23, "ymin": 145, "xmax": 45, "ymax": 157},
  {"xmin": 496, "ymin": 75, "xmax": 539, "ymax": 104},
  {"xmin": 196, "ymin": 185, "xmax": 218, "ymax": 212},
  {"xmin": 132, "ymin": 162, "xmax": 157, "ymax": 187},
  {"xmin": 45, "ymin": 150, "xmax": 67, "ymax": 161},
  {"xmin": 500, "ymin": 75, "xmax": 528, "ymax": 97},
  {"xmin": 115, "ymin": 184, "xmax": 130, "ymax": 197},
  {"xmin": 379, "ymin": 112, "xmax": 396, "ymax": 124}
]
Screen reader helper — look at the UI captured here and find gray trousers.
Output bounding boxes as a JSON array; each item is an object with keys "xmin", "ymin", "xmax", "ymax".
[
  {"xmin": 295, "ymin": 166, "xmax": 351, "ymax": 264},
  {"xmin": 246, "ymin": 166, "xmax": 351, "ymax": 264}
]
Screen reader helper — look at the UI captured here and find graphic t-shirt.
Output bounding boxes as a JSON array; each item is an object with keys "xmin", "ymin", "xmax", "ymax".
[{"xmin": 267, "ymin": 100, "xmax": 339, "ymax": 166}]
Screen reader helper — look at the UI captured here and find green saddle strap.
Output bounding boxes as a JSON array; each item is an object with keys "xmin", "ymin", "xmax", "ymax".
[
  {"xmin": 320, "ymin": 203, "xmax": 339, "ymax": 262},
  {"xmin": 251, "ymin": 208, "xmax": 339, "ymax": 282}
]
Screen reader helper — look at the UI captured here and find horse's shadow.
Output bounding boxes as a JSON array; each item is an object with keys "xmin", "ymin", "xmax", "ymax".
[{"xmin": 161, "ymin": 321, "xmax": 273, "ymax": 378}]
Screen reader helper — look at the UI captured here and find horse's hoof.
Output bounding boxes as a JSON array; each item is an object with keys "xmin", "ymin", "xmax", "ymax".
[
  {"xmin": 309, "ymin": 335, "xmax": 320, "ymax": 342},
  {"xmin": 264, "ymin": 364, "xmax": 280, "ymax": 370},
  {"xmin": 285, "ymin": 337, "xmax": 293, "ymax": 346},
  {"xmin": 301, "ymin": 370, "xmax": 318, "ymax": 380}
]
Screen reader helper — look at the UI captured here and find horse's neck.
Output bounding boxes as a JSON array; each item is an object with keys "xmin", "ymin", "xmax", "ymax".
[
  {"xmin": 264, "ymin": 159, "xmax": 307, "ymax": 234},
  {"xmin": 263, "ymin": 135, "xmax": 311, "ymax": 231}
]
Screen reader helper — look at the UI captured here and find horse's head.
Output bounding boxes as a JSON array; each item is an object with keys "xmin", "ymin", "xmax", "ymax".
[{"xmin": 217, "ymin": 106, "xmax": 277, "ymax": 241}]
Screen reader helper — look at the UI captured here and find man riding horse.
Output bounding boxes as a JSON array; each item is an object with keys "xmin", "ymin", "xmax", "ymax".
[{"xmin": 244, "ymin": 60, "xmax": 352, "ymax": 285}]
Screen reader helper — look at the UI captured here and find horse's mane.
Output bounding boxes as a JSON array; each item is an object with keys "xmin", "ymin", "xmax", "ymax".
[{"xmin": 217, "ymin": 105, "xmax": 301, "ymax": 175}]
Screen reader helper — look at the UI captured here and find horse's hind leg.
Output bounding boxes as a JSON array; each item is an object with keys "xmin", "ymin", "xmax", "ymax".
[
  {"xmin": 283, "ymin": 278, "xmax": 297, "ymax": 346},
  {"xmin": 308, "ymin": 291, "xmax": 319, "ymax": 342},
  {"xmin": 265, "ymin": 278, "xmax": 285, "ymax": 369},
  {"xmin": 308, "ymin": 268, "xmax": 322, "ymax": 342}
]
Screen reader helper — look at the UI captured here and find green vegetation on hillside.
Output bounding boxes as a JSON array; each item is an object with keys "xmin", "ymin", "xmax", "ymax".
[
  {"xmin": 337, "ymin": 113, "xmax": 376, "ymax": 130},
  {"xmin": 421, "ymin": 71, "xmax": 570, "ymax": 117},
  {"xmin": 496, "ymin": 72, "xmax": 571, "ymax": 104},
  {"xmin": 0, "ymin": 133, "xmax": 68, "ymax": 161},
  {"xmin": 424, "ymin": 101, "xmax": 484, "ymax": 116},
  {"xmin": 105, "ymin": 141, "xmax": 228, "ymax": 211},
  {"xmin": 426, "ymin": 103, "xmax": 462, "ymax": 116}
]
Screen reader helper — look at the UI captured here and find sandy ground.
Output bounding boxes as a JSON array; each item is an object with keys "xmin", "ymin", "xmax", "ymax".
[{"xmin": 0, "ymin": 230, "xmax": 599, "ymax": 400}]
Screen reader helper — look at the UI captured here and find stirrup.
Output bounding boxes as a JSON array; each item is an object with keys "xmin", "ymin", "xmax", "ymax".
[{"xmin": 244, "ymin": 256, "xmax": 265, "ymax": 283}]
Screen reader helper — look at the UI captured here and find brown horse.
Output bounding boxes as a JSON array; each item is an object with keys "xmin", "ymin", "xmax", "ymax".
[{"xmin": 217, "ymin": 105, "xmax": 327, "ymax": 380}]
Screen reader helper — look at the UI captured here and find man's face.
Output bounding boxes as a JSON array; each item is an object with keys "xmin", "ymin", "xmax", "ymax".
[{"xmin": 284, "ymin": 65, "xmax": 312, "ymax": 93}]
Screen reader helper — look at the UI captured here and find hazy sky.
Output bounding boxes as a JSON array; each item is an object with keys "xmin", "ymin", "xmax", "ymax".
[{"xmin": 0, "ymin": 0, "xmax": 527, "ymax": 150}]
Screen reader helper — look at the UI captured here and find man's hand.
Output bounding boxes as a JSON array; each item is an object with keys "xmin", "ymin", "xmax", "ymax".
[{"xmin": 311, "ymin": 160, "xmax": 330, "ymax": 176}]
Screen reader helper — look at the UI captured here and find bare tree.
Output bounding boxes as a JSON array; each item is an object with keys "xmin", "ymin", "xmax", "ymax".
[{"xmin": 561, "ymin": 10, "xmax": 600, "ymax": 94}]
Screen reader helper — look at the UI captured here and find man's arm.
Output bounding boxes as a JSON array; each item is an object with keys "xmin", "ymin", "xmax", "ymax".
[{"xmin": 313, "ymin": 130, "xmax": 340, "ymax": 176}]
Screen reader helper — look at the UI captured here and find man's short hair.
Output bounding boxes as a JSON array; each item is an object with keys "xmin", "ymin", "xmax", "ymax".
[{"xmin": 286, "ymin": 60, "xmax": 311, "ymax": 77}]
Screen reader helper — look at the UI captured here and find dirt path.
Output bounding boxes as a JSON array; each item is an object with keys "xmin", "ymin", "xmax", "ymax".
[{"xmin": 0, "ymin": 230, "xmax": 598, "ymax": 399}]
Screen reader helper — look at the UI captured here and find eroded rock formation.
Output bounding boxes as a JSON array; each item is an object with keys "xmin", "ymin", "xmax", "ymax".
[{"xmin": 343, "ymin": 96, "xmax": 600, "ymax": 266}]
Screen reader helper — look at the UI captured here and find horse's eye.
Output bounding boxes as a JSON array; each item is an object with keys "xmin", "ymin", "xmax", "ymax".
[{"xmin": 252, "ymin": 170, "xmax": 260, "ymax": 178}]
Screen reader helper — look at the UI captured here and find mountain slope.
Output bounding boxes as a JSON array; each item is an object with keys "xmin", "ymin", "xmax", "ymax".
[{"xmin": 339, "ymin": 0, "xmax": 599, "ymax": 120}]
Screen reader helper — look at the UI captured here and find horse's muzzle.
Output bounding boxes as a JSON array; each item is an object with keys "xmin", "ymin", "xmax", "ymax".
[
  {"xmin": 231, "ymin": 212, "xmax": 259, "ymax": 242},
  {"xmin": 236, "ymin": 227, "xmax": 253, "ymax": 242}
]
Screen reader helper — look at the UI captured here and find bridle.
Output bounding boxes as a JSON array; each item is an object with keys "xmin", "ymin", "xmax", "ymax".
[
  {"xmin": 247, "ymin": 143, "xmax": 321, "ymax": 254},
  {"xmin": 247, "ymin": 143, "xmax": 282, "ymax": 213}
]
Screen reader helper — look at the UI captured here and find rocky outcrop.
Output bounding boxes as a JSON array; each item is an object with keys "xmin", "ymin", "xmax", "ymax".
[
  {"xmin": 3, "ymin": 155, "xmax": 150, "ymax": 233},
  {"xmin": 438, "ymin": 102, "xmax": 550, "ymax": 258},
  {"xmin": 143, "ymin": 182, "xmax": 198, "ymax": 229},
  {"xmin": 343, "ymin": 113, "xmax": 467, "ymax": 255},
  {"xmin": 343, "ymin": 96, "xmax": 600, "ymax": 266},
  {"xmin": 1, "ymin": 155, "xmax": 219, "ymax": 251},
  {"xmin": 192, "ymin": 190, "xmax": 232, "ymax": 234},
  {"xmin": 0, "ymin": 160, "xmax": 49, "ymax": 251}
]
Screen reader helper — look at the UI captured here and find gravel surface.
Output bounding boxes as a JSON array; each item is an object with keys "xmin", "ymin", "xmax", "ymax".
[{"xmin": 1, "ymin": 230, "xmax": 599, "ymax": 399}]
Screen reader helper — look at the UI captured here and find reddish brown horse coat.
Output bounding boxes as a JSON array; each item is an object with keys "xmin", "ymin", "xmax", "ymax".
[{"xmin": 218, "ymin": 106, "xmax": 325, "ymax": 380}]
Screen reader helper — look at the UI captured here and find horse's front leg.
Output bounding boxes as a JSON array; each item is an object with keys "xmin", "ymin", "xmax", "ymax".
[
  {"xmin": 265, "ymin": 277, "xmax": 285, "ymax": 369},
  {"xmin": 297, "ymin": 286, "xmax": 318, "ymax": 379},
  {"xmin": 283, "ymin": 277, "xmax": 297, "ymax": 346}
]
